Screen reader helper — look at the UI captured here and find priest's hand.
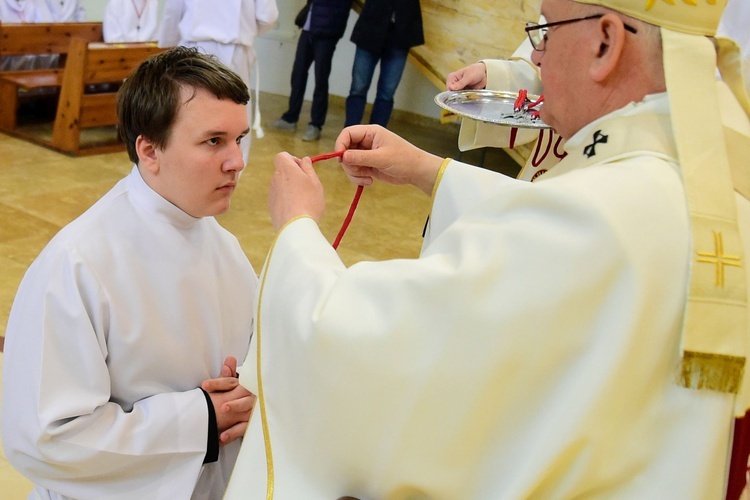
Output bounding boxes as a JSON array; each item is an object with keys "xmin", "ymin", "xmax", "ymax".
[
  {"xmin": 446, "ymin": 62, "xmax": 487, "ymax": 91},
  {"xmin": 269, "ymin": 152, "xmax": 325, "ymax": 231},
  {"xmin": 336, "ymin": 125, "xmax": 444, "ymax": 195}
]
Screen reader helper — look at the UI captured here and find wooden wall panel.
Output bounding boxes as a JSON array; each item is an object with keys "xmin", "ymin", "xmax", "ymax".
[
  {"xmin": 352, "ymin": 0, "xmax": 542, "ymax": 88},
  {"xmin": 414, "ymin": 0, "xmax": 541, "ymax": 87}
]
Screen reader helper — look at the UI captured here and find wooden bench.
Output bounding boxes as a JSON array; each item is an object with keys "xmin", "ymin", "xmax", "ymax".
[
  {"xmin": 0, "ymin": 22, "xmax": 103, "ymax": 131},
  {"xmin": 50, "ymin": 38, "xmax": 166, "ymax": 156}
]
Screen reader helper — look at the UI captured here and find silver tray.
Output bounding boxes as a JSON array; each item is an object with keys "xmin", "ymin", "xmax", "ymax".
[{"xmin": 434, "ymin": 90, "xmax": 551, "ymax": 129}]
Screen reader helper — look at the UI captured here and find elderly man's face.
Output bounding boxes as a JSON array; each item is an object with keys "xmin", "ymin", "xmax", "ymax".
[{"xmin": 531, "ymin": 0, "xmax": 595, "ymax": 139}]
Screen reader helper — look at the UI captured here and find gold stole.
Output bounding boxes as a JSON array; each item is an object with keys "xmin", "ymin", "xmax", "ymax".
[
  {"xmin": 542, "ymin": 32, "xmax": 750, "ymax": 402},
  {"xmin": 662, "ymin": 29, "xmax": 747, "ymax": 399}
]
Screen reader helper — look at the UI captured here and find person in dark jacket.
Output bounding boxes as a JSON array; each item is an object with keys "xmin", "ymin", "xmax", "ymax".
[
  {"xmin": 344, "ymin": 0, "xmax": 424, "ymax": 128},
  {"xmin": 271, "ymin": 0, "xmax": 353, "ymax": 141}
]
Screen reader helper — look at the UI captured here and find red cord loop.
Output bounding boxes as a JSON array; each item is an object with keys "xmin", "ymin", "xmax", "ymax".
[{"xmin": 309, "ymin": 150, "xmax": 363, "ymax": 250}]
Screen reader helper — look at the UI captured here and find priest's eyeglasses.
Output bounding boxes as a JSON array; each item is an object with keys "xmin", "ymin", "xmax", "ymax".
[{"xmin": 525, "ymin": 14, "xmax": 638, "ymax": 51}]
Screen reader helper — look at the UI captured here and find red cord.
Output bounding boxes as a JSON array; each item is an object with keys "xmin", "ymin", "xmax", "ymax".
[
  {"xmin": 331, "ymin": 185, "xmax": 364, "ymax": 249},
  {"xmin": 526, "ymin": 94, "xmax": 545, "ymax": 110},
  {"xmin": 309, "ymin": 150, "xmax": 363, "ymax": 249},
  {"xmin": 310, "ymin": 150, "xmax": 345, "ymax": 162},
  {"xmin": 514, "ymin": 89, "xmax": 544, "ymax": 113}
]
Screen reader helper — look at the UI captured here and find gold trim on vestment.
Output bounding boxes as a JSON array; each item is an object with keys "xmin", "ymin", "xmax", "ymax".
[
  {"xmin": 254, "ymin": 215, "xmax": 314, "ymax": 498},
  {"xmin": 430, "ymin": 157, "xmax": 453, "ymax": 202}
]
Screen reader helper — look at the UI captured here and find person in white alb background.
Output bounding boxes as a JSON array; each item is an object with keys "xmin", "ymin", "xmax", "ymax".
[
  {"xmin": 44, "ymin": 0, "xmax": 84, "ymax": 21},
  {"xmin": 0, "ymin": 0, "xmax": 55, "ymax": 70},
  {"xmin": 103, "ymin": 0, "xmax": 159, "ymax": 42},
  {"xmin": 0, "ymin": 0, "xmax": 51, "ymax": 22}
]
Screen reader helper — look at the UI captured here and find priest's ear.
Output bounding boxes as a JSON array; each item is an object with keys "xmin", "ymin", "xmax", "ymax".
[
  {"xmin": 135, "ymin": 135, "xmax": 160, "ymax": 173},
  {"xmin": 589, "ymin": 13, "xmax": 627, "ymax": 83}
]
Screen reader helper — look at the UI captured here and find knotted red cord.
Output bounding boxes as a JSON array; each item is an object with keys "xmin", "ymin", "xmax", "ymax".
[
  {"xmin": 309, "ymin": 150, "xmax": 364, "ymax": 250},
  {"xmin": 514, "ymin": 90, "xmax": 545, "ymax": 120},
  {"xmin": 513, "ymin": 89, "xmax": 528, "ymax": 112}
]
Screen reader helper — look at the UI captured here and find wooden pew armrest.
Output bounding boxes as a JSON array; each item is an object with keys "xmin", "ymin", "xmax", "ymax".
[{"xmin": 0, "ymin": 70, "xmax": 63, "ymax": 91}]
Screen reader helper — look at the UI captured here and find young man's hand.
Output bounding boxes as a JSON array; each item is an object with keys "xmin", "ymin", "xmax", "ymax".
[{"xmin": 202, "ymin": 356, "xmax": 256, "ymax": 446}]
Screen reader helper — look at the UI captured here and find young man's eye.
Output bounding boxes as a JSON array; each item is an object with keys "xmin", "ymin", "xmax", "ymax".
[{"xmin": 206, "ymin": 137, "xmax": 220, "ymax": 146}]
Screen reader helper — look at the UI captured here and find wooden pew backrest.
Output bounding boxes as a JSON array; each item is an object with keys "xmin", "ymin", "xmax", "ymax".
[
  {"xmin": 51, "ymin": 37, "xmax": 166, "ymax": 155},
  {"xmin": 0, "ymin": 22, "xmax": 103, "ymax": 57},
  {"xmin": 0, "ymin": 23, "xmax": 104, "ymax": 132}
]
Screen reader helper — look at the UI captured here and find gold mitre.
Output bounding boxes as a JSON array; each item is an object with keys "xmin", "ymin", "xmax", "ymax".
[
  {"xmin": 572, "ymin": 0, "xmax": 725, "ymax": 36},
  {"xmin": 575, "ymin": 0, "xmax": 750, "ymax": 402},
  {"xmin": 572, "ymin": 0, "xmax": 750, "ymax": 117}
]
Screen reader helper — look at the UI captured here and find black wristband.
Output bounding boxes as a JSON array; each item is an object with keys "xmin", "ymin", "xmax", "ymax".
[{"xmin": 200, "ymin": 388, "xmax": 220, "ymax": 464}]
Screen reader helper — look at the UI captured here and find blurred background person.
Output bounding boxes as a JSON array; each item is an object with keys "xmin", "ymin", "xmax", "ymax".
[
  {"xmin": 343, "ymin": 0, "xmax": 424, "ymax": 128},
  {"xmin": 270, "ymin": 0, "xmax": 353, "ymax": 142},
  {"xmin": 0, "ymin": 0, "xmax": 55, "ymax": 71},
  {"xmin": 103, "ymin": 0, "xmax": 159, "ymax": 42},
  {"xmin": 45, "ymin": 0, "xmax": 84, "ymax": 22},
  {"xmin": 0, "ymin": 0, "xmax": 52, "ymax": 23}
]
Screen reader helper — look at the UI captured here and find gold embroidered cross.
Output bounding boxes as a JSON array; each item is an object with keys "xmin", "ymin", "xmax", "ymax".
[{"xmin": 696, "ymin": 231, "xmax": 742, "ymax": 287}]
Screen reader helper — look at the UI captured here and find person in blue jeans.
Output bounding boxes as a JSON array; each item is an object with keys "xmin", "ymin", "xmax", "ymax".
[
  {"xmin": 271, "ymin": 0, "xmax": 352, "ymax": 142},
  {"xmin": 344, "ymin": 0, "xmax": 424, "ymax": 128}
]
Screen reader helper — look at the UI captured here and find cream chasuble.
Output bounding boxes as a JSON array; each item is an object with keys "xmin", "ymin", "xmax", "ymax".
[{"xmin": 227, "ymin": 94, "xmax": 737, "ymax": 499}]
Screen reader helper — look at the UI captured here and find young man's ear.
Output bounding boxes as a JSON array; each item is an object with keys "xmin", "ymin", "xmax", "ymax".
[
  {"xmin": 589, "ymin": 13, "xmax": 627, "ymax": 83},
  {"xmin": 135, "ymin": 135, "xmax": 159, "ymax": 173}
]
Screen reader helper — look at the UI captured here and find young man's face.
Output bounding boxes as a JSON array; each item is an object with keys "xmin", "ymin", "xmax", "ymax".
[{"xmin": 146, "ymin": 86, "xmax": 249, "ymax": 218}]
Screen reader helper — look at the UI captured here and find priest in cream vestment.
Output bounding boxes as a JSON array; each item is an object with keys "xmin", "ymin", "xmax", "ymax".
[{"xmin": 226, "ymin": 0, "xmax": 750, "ymax": 498}]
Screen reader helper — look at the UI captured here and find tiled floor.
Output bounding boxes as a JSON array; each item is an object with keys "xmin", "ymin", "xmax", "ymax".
[{"xmin": 0, "ymin": 91, "xmax": 519, "ymax": 498}]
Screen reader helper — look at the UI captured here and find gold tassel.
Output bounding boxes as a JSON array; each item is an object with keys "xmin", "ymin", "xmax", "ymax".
[{"xmin": 679, "ymin": 351, "xmax": 746, "ymax": 393}]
